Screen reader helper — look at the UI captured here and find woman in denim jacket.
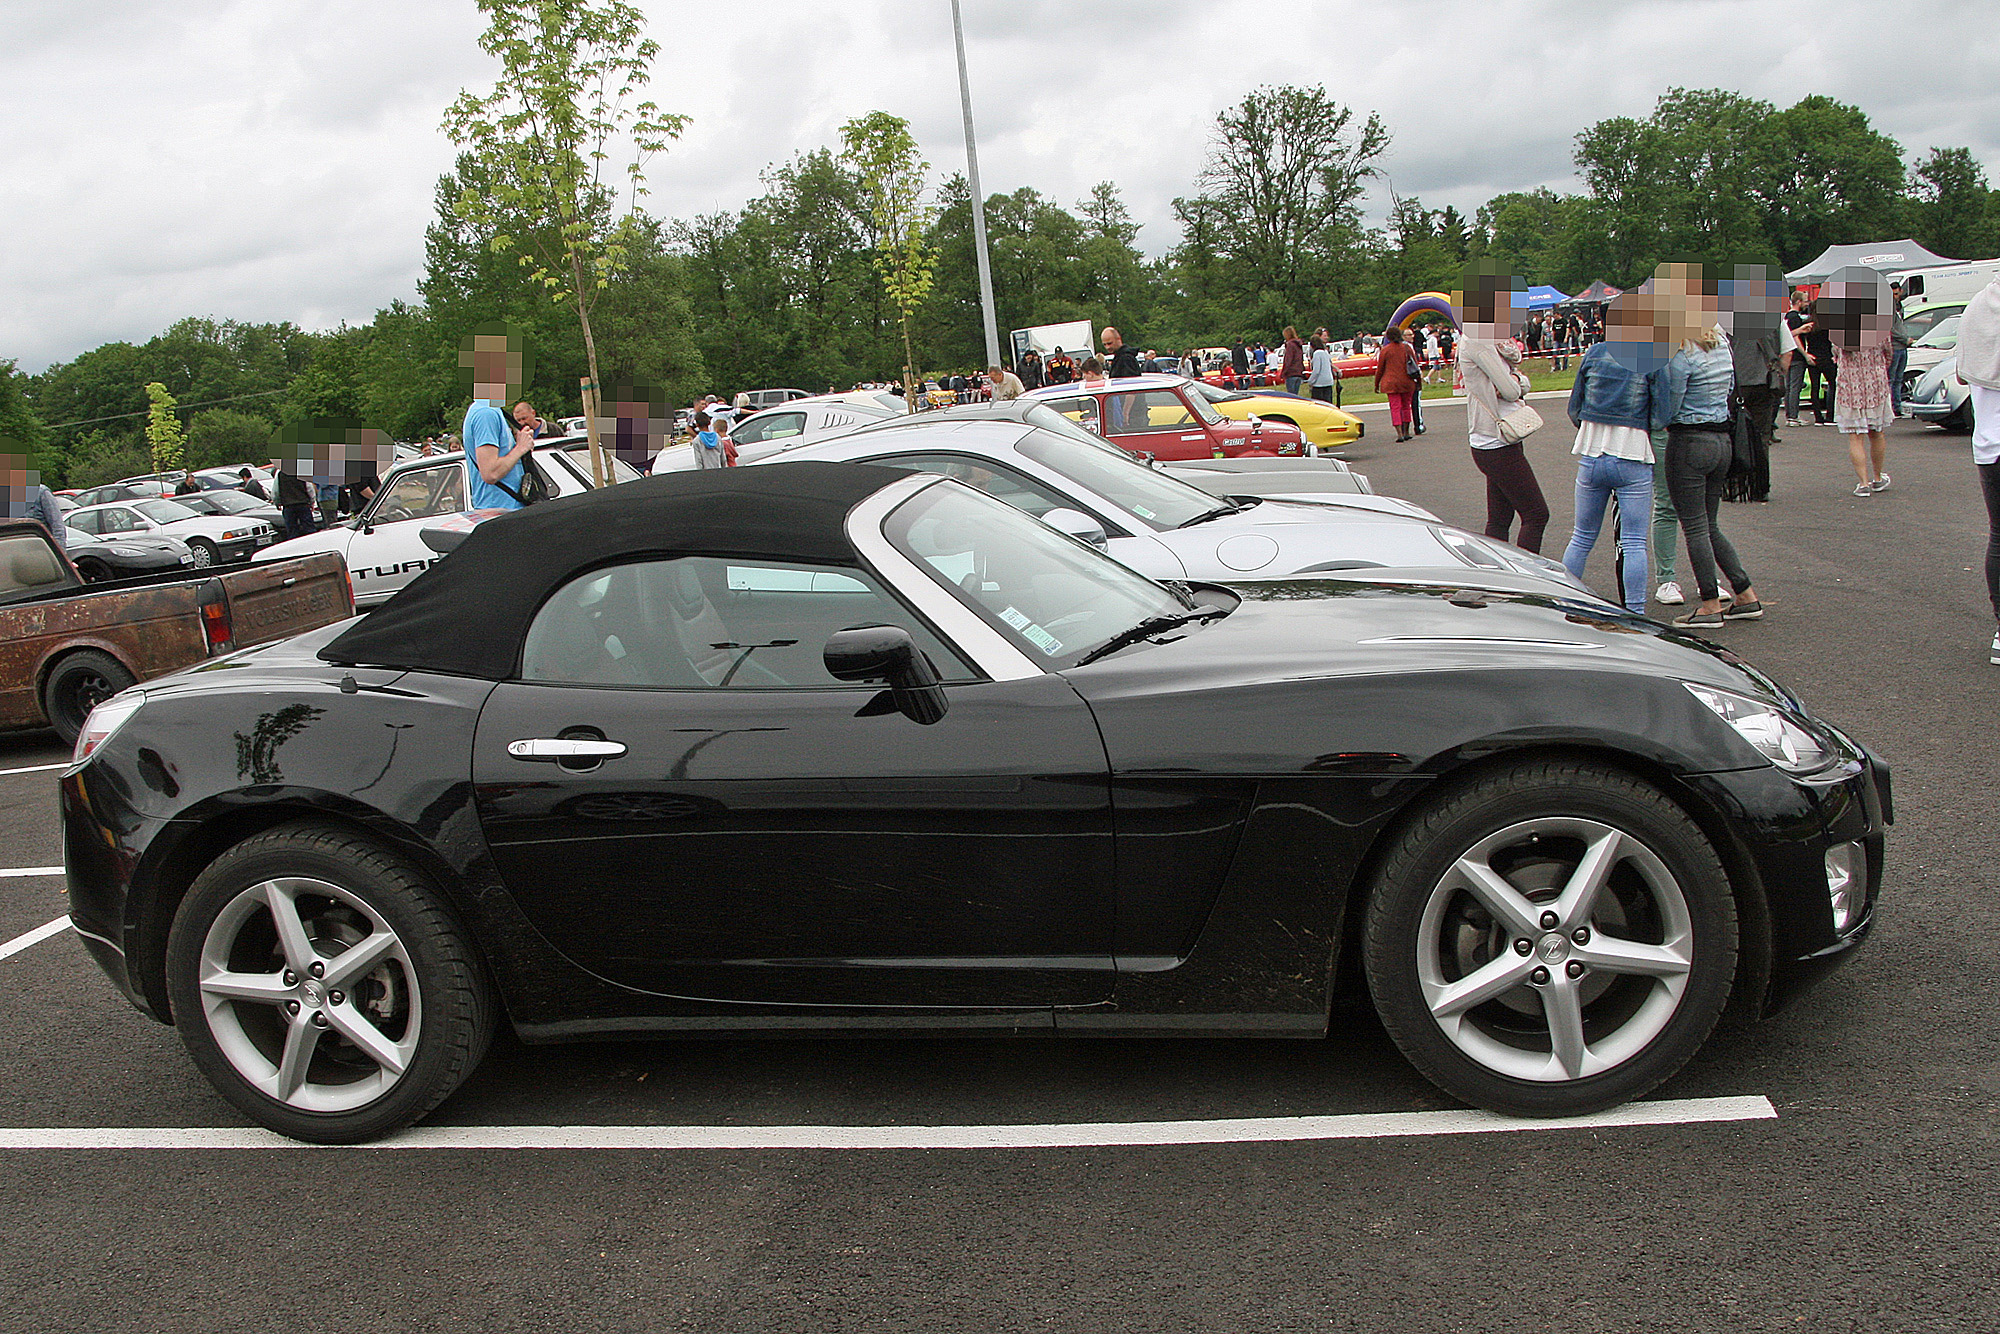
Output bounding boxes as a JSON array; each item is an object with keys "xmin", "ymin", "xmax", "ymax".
[{"xmin": 1560, "ymin": 296, "xmax": 1674, "ymax": 614}]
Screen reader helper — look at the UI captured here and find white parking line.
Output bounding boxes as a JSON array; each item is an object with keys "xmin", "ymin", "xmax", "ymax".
[
  {"xmin": 0, "ymin": 763, "xmax": 67, "ymax": 777},
  {"xmin": 0, "ymin": 916, "xmax": 71, "ymax": 963},
  {"xmin": 0, "ymin": 1095, "xmax": 1773, "ymax": 1150},
  {"xmin": 0, "ymin": 867, "xmax": 64, "ymax": 878}
]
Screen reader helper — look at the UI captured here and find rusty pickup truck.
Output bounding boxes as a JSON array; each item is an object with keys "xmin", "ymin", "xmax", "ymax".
[{"xmin": 0, "ymin": 519, "xmax": 353, "ymax": 743}]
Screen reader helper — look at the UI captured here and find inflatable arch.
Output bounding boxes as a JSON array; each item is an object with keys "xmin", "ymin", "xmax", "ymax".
[{"xmin": 1389, "ymin": 291, "xmax": 1460, "ymax": 331}]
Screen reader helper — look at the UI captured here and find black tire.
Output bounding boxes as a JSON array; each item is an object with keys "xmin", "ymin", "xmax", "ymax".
[
  {"xmin": 73, "ymin": 557, "xmax": 112, "ymax": 583},
  {"xmin": 187, "ymin": 538, "xmax": 216, "ymax": 567},
  {"xmin": 40, "ymin": 649, "xmax": 136, "ymax": 745},
  {"xmin": 164, "ymin": 822, "xmax": 494, "ymax": 1143},
  {"xmin": 1363, "ymin": 759, "xmax": 1737, "ymax": 1117}
]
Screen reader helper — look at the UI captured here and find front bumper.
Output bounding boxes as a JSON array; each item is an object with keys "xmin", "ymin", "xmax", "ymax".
[{"xmin": 1684, "ymin": 743, "xmax": 1889, "ymax": 1015}]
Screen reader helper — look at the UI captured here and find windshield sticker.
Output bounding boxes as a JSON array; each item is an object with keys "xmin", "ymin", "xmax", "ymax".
[
  {"xmin": 1000, "ymin": 605, "xmax": 1064, "ymax": 655},
  {"xmin": 1022, "ymin": 625, "xmax": 1065, "ymax": 655},
  {"xmin": 1133, "ymin": 505, "xmax": 1156, "ymax": 519}
]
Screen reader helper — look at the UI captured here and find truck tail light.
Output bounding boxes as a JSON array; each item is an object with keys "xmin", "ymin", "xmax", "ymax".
[{"xmin": 197, "ymin": 577, "xmax": 233, "ymax": 654}]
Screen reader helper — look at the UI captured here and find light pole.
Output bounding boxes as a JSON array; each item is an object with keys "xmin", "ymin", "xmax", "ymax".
[{"xmin": 950, "ymin": 0, "xmax": 1001, "ymax": 370}]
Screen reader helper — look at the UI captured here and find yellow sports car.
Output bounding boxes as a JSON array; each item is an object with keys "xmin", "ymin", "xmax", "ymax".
[{"xmin": 1184, "ymin": 380, "xmax": 1364, "ymax": 452}]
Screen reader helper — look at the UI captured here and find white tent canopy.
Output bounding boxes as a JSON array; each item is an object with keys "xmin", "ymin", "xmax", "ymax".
[{"xmin": 1785, "ymin": 239, "xmax": 1963, "ymax": 284}]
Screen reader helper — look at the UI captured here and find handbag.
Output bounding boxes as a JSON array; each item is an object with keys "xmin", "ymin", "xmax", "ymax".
[
  {"xmin": 491, "ymin": 455, "xmax": 552, "ymax": 506},
  {"xmin": 1497, "ymin": 398, "xmax": 1544, "ymax": 444}
]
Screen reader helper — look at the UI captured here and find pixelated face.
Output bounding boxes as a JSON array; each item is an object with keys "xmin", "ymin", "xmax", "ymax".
[
  {"xmin": 592, "ymin": 384, "xmax": 671, "ymax": 471},
  {"xmin": 1452, "ymin": 276, "xmax": 1526, "ymax": 339},
  {"xmin": 0, "ymin": 443, "xmax": 43, "ymax": 499},
  {"xmin": 1718, "ymin": 264, "xmax": 1783, "ymax": 341},
  {"xmin": 1820, "ymin": 266, "xmax": 1894, "ymax": 350},
  {"xmin": 458, "ymin": 331, "xmax": 528, "ymax": 400},
  {"xmin": 271, "ymin": 426, "xmax": 397, "ymax": 487}
]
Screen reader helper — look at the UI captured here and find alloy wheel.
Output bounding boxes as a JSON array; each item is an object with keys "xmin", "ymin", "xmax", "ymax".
[{"xmin": 195, "ymin": 876, "xmax": 422, "ymax": 1112}]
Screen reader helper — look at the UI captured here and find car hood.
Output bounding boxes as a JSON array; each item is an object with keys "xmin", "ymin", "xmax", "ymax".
[
  {"xmin": 1072, "ymin": 578, "xmax": 1792, "ymax": 705},
  {"xmin": 256, "ymin": 524, "xmax": 357, "ymax": 563},
  {"xmin": 161, "ymin": 514, "xmax": 264, "ymax": 539}
]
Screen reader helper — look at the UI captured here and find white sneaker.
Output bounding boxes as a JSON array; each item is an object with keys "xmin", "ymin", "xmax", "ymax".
[
  {"xmin": 1655, "ymin": 581, "xmax": 1685, "ymax": 605},
  {"xmin": 1991, "ymin": 631, "xmax": 1999, "ymax": 665},
  {"xmin": 1871, "ymin": 473, "xmax": 1891, "ymax": 492}
]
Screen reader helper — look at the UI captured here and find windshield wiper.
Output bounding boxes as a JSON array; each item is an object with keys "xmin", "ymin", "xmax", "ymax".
[
  {"xmin": 1074, "ymin": 610, "xmax": 1215, "ymax": 666},
  {"xmin": 1177, "ymin": 497, "xmax": 1261, "ymax": 527}
]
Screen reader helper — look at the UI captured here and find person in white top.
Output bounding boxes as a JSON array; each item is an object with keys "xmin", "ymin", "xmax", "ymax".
[
  {"xmin": 1559, "ymin": 293, "xmax": 1675, "ymax": 614},
  {"xmin": 1958, "ymin": 273, "xmax": 2000, "ymax": 663}
]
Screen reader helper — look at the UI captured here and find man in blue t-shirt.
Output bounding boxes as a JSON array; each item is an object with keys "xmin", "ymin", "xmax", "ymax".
[{"xmin": 461, "ymin": 332, "xmax": 537, "ymax": 509}]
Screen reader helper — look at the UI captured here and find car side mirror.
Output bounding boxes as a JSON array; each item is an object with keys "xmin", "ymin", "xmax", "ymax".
[
  {"xmin": 1246, "ymin": 413, "xmax": 1263, "ymax": 430},
  {"xmin": 1041, "ymin": 507, "xmax": 1108, "ymax": 548},
  {"xmin": 824, "ymin": 624, "xmax": 948, "ymax": 724}
]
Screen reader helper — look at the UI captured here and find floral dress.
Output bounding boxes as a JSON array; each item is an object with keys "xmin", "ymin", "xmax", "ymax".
[{"xmin": 1834, "ymin": 343, "xmax": 1893, "ymax": 433}]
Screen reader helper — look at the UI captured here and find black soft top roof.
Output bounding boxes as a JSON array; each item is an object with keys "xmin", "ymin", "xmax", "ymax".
[{"xmin": 319, "ymin": 461, "xmax": 908, "ymax": 679}]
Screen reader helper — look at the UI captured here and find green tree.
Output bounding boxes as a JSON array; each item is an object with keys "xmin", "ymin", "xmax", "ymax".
[
  {"xmin": 1748, "ymin": 95, "xmax": 1906, "ymax": 269},
  {"xmin": 185, "ymin": 408, "xmax": 275, "ymax": 472},
  {"xmin": 1907, "ymin": 146, "xmax": 1997, "ymax": 263},
  {"xmin": 443, "ymin": 0, "xmax": 686, "ymax": 477},
  {"xmin": 143, "ymin": 382, "xmax": 186, "ymax": 471},
  {"xmin": 839, "ymin": 112, "xmax": 938, "ymax": 407},
  {"xmin": 1174, "ymin": 84, "xmax": 1388, "ymax": 326}
]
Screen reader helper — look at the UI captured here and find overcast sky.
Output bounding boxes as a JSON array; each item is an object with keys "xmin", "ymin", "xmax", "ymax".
[{"xmin": 4, "ymin": 0, "xmax": 1997, "ymax": 375}]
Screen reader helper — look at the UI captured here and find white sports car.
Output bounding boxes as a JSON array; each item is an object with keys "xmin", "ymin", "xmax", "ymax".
[
  {"xmin": 753, "ymin": 403, "xmax": 1597, "ymax": 598},
  {"xmin": 254, "ymin": 437, "xmax": 640, "ymax": 606},
  {"xmin": 650, "ymin": 394, "xmax": 902, "ymax": 472}
]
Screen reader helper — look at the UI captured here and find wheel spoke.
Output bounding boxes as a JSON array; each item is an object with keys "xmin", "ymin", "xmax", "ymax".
[
  {"xmin": 1554, "ymin": 827, "xmax": 1623, "ymax": 926},
  {"xmin": 1579, "ymin": 933, "xmax": 1692, "ymax": 979},
  {"xmin": 321, "ymin": 930, "xmax": 398, "ymax": 989},
  {"xmin": 200, "ymin": 968, "xmax": 293, "ymax": 1005},
  {"xmin": 274, "ymin": 1016, "xmax": 322, "ymax": 1102},
  {"xmin": 1452, "ymin": 856, "xmax": 1543, "ymax": 936},
  {"xmin": 1540, "ymin": 979, "xmax": 1589, "ymax": 1080},
  {"xmin": 261, "ymin": 883, "xmax": 318, "ymax": 973},
  {"xmin": 323, "ymin": 1001, "xmax": 409, "ymax": 1076},
  {"xmin": 1425, "ymin": 951, "xmax": 1537, "ymax": 1019}
]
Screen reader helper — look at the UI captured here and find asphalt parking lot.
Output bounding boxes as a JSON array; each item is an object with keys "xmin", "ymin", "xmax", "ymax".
[{"xmin": 3, "ymin": 402, "xmax": 1996, "ymax": 1332}]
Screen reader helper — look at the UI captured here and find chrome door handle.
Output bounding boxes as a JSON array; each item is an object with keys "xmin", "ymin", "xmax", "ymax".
[{"xmin": 507, "ymin": 738, "xmax": 628, "ymax": 762}]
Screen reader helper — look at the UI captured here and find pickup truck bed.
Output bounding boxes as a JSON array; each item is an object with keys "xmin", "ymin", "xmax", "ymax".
[{"xmin": 0, "ymin": 520, "xmax": 352, "ymax": 742}]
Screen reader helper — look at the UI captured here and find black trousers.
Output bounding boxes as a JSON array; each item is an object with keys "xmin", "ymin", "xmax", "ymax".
[
  {"xmin": 1981, "ymin": 460, "xmax": 2000, "ymax": 624},
  {"xmin": 1666, "ymin": 426, "xmax": 1752, "ymax": 603},
  {"xmin": 1736, "ymin": 385, "xmax": 1777, "ymax": 502},
  {"xmin": 1807, "ymin": 358, "xmax": 1838, "ymax": 423}
]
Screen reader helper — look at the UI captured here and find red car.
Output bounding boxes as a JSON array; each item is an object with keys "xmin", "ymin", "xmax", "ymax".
[{"xmin": 1019, "ymin": 375, "xmax": 1308, "ymax": 461}]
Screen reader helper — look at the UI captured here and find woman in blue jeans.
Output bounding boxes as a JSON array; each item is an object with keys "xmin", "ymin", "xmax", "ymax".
[
  {"xmin": 1561, "ymin": 296, "xmax": 1673, "ymax": 614},
  {"xmin": 1661, "ymin": 324, "xmax": 1762, "ymax": 627}
]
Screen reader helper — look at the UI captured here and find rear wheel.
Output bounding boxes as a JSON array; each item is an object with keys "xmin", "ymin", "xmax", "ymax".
[
  {"xmin": 187, "ymin": 538, "xmax": 216, "ymax": 567},
  {"xmin": 1363, "ymin": 759, "xmax": 1737, "ymax": 1117},
  {"xmin": 40, "ymin": 649, "xmax": 135, "ymax": 745},
  {"xmin": 72, "ymin": 557, "xmax": 112, "ymax": 583},
  {"xmin": 164, "ymin": 823, "xmax": 494, "ymax": 1143}
]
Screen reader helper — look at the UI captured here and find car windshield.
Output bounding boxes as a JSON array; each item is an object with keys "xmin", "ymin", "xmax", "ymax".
[
  {"xmin": 1179, "ymin": 388, "xmax": 1225, "ymax": 425},
  {"xmin": 1914, "ymin": 315, "xmax": 1960, "ymax": 348},
  {"xmin": 884, "ymin": 481, "xmax": 1186, "ymax": 668},
  {"xmin": 196, "ymin": 490, "xmax": 264, "ymax": 513},
  {"xmin": 1185, "ymin": 381, "xmax": 1242, "ymax": 404},
  {"xmin": 1013, "ymin": 427, "xmax": 1219, "ymax": 530},
  {"xmin": 135, "ymin": 499, "xmax": 202, "ymax": 524}
]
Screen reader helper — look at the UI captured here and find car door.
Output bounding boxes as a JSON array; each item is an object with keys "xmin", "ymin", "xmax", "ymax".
[
  {"xmin": 344, "ymin": 461, "xmax": 466, "ymax": 603},
  {"xmin": 471, "ymin": 551, "xmax": 1116, "ymax": 1011},
  {"xmin": 1102, "ymin": 389, "xmax": 1212, "ymax": 460},
  {"xmin": 730, "ymin": 411, "xmax": 807, "ymax": 464}
]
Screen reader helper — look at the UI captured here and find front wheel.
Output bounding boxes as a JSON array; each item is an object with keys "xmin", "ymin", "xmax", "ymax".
[
  {"xmin": 187, "ymin": 538, "xmax": 216, "ymax": 568},
  {"xmin": 1363, "ymin": 759, "xmax": 1737, "ymax": 1117},
  {"xmin": 164, "ymin": 823, "xmax": 495, "ymax": 1143}
]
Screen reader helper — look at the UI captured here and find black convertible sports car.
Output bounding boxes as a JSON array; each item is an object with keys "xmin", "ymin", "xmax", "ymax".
[{"xmin": 62, "ymin": 463, "xmax": 1888, "ymax": 1142}]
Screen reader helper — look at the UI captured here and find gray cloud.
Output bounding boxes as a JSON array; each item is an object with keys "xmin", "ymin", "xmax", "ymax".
[{"xmin": 3, "ymin": 0, "xmax": 1996, "ymax": 373}]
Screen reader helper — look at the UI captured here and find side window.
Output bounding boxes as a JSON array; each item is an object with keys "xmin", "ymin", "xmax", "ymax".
[
  {"xmin": 101, "ymin": 509, "xmax": 139, "ymax": 534},
  {"xmin": 68, "ymin": 511, "xmax": 101, "ymax": 536},
  {"xmin": 871, "ymin": 454, "xmax": 1074, "ymax": 522},
  {"xmin": 734, "ymin": 412, "xmax": 804, "ymax": 446},
  {"xmin": 1042, "ymin": 396, "xmax": 1099, "ymax": 433},
  {"xmin": 373, "ymin": 466, "xmax": 463, "ymax": 523},
  {"xmin": 520, "ymin": 555, "xmax": 976, "ymax": 689},
  {"xmin": 0, "ymin": 535, "xmax": 67, "ymax": 596},
  {"xmin": 1104, "ymin": 391, "xmax": 1195, "ymax": 434}
]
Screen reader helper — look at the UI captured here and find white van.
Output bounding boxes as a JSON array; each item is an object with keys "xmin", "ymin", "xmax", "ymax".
[{"xmin": 1891, "ymin": 259, "xmax": 2000, "ymax": 310}]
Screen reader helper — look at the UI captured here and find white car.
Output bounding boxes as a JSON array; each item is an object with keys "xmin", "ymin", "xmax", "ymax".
[
  {"xmin": 253, "ymin": 437, "xmax": 641, "ymax": 606},
  {"xmin": 650, "ymin": 394, "xmax": 902, "ymax": 472},
  {"xmin": 754, "ymin": 404, "xmax": 1596, "ymax": 597},
  {"xmin": 65, "ymin": 497, "xmax": 277, "ymax": 567}
]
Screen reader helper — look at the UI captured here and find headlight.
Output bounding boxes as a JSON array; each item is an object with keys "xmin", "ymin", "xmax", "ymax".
[
  {"xmin": 72, "ymin": 690, "xmax": 146, "ymax": 764},
  {"xmin": 105, "ymin": 545, "xmax": 145, "ymax": 556},
  {"xmin": 1684, "ymin": 683, "xmax": 1832, "ymax": 774}
]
